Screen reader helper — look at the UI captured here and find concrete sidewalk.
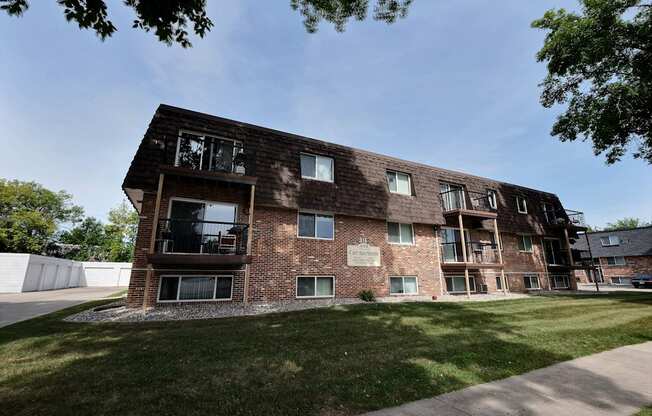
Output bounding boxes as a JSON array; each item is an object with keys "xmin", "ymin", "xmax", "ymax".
[
  {"xmin": 0, "ymin": 287, "xmax": 123, "ymax": 328},
  {"xmin": 364, "ymin": 342, "xmax": 652, "ymax": 416}
]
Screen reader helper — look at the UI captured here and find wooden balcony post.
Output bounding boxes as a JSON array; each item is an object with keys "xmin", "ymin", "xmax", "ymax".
[
  {"xmin": 458, "ymin": 213, "xmax": 471, "ymax": 298},
  {"xmin": 243, "ymin": 184, "xmax": 255, "ymax": 303},
  {"xmin": 493, "ymin": 218, "xmax": 508, "ymax": 294},
  {"xmin": 144, "ymin": 173, "xmax": 164, "ymax": 308}
]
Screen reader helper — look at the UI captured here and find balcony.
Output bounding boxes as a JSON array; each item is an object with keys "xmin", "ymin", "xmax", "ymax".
[
  {"xmin": 544, "ymin": 209, "xmax": 587, "ymax": 230},
  {"xmin": 440, "ymin": 241, "xmax": 502, "ymax": 268},
  {"xmin": 545, "ymin": 249, "xmax": 571, "ymax": 267},
  {"xmin": 148, "ymin": 218, "xmax": 252, "ymax": 266},
  {"xmin": 440, "ymin": 189, "xmax": 497, "ymax": 218},
  {"xmin": 161, "ymin": 135, "xmax": 256, "ymax": 185}
]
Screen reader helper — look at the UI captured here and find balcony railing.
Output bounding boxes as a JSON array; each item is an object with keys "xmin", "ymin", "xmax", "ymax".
[
  {"xmin": 155, "ymin": 218, "xmax": 249, "ymax": 255},
  {"xmin": 545, "ymin": 249, "xmax": 571, "ymax": 266},
  {"xmin": 544, "ymin": 209, "xmax": 586, "ymax": 228},
  {"xmin": 440, "ymin": 242, "xmax": 500, "ymax": 264},
  {"xmin": 440, "ymin": 189, "xmax": 496, "ymax": 213},
  {"xmin": 172, "ymin": 135, "xmax": 255, "ymax": 176}
]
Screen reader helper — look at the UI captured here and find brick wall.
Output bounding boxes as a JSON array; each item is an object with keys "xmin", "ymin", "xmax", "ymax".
[
  {"xmin": 247, "ymin": 207, "xmax": 441, "ymax": 301},
  {"xmin": 126, "ymin": 180, "xmax": 579, "ymax": 308}
]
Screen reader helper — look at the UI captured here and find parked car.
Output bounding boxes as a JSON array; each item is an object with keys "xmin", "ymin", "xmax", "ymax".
[{"xmin": 632, "ymin": 275, "xmax": 652, "ymax": 289}]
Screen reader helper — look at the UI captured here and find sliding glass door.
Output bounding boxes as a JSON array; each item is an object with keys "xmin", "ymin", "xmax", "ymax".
[
  {"xmin": 167, "ymin": 200, "xmax": 237, "ymax": 254},
  {"xmin": 440, "ymin": 228, "xmax": 470, "ymax": 262}
]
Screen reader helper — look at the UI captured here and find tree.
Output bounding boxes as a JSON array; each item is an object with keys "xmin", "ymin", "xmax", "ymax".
[
  {"xmin": 1, "ymin": 0, "xmax": 412, "ymax": 47},
  {"xmin": 603, "ymin": 217, "xmax": 651, "ymax": 231},
  {"xmin": 104, "ymin": 200, "xmax": 139, "ymax": 262},
  {"xmin": 532, "ymin": 0, "xmax": 652, "ymax": 164},
  {"xmin": 58, "ymin": 217, "xmax": 107, "ymax": 260},
  {"xmin": 0, "ymin": 179, "xmax": 83, "ymax": 253},
  {"xmin": 57, "ymin": 200, "xmax": 139, "ymax": 261}
]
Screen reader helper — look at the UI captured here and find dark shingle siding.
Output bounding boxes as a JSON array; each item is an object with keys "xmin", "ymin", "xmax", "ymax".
[
  {"xmin": 573, "ymin": 227, "xmax": 652, "ymax": 257},
  {"xmin": 123, "ymin": 104, "xmax": 571, "ymax": 234}
]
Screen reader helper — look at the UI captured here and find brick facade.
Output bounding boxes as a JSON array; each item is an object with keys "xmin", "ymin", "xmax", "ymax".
[
  {"xmin": 124, "ymin": 105, "xmax": 586, "ymax": 308},
  {"xmin": 576, "ymin": 255, "xmax": 652, "ymax": 284}
]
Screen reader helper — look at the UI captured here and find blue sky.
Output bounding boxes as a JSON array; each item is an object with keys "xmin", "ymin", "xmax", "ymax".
[{"xmin": 1, "ymin": 0, "xmax": 650, "ymax": 228}]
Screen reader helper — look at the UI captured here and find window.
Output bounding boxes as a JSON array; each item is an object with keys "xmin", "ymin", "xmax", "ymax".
[
  {"xmin": 298, "ymin": 212, "xmax": 334, "ymax": 239},
  {"xmin": 300, "ymin": 153, "xmax": 334, "ymax": 182},
  {"xmin": 523, "ymin": 274, "xmax": 540, "ymax": 289},
  {"xmin": 542, "ymin": 203, "xmax": 557, "ymax": 224},
  {"xmin": 551, "ymin": 275, "xmax": 570, "ymax": 289},
  {"xmin": 487, "ymin": 190, "xmax": 498, "ymax": 210},
  {"xmin": 175, "ymin": 131, "xmax": 241, "ymax": 173},
  {"xmin": 612, "ymin": 276, "xmax": 631, "ymax": 285},
  {"xmin": 387, "ymin": 222, "xmax": 414, "ymax": 245},
  {"xmin": 445, "ymin": 276, "xmax": 476, "ymax": 293},
  {"xmin": 516, "ymin": 196, "xmax": 528, "ymax": 214},
  {"xmin": 390, "ymin": 276, "xmax": 418, "ymax": 295},
  {"xmin": 296, "ymin": 276, "xmax": 334, "ymax": 298},
  {"xmin": 518, "ymin": 235, "xmax": 534, "ymax": 253},
  {"xmin": 600, "ymin": 235, "xmax": 620, "ymax": 246},
  {"xmin": 440, "ymin": 183, "xmax": 465, "ymax": 211},
  {"xmin": 386, "ymin": 171, "xmax": 412, "ymax": 195},
  {"xmin": 605, "ymin": 256, "xmax": 626, "ymax": 266},
  {"xmin": 496, "ymin": 276, "xmax": 503, "ymax": 290},
  {"xmin": 158, "ymin": 275, "xmax": 233, "ymax": 302}
]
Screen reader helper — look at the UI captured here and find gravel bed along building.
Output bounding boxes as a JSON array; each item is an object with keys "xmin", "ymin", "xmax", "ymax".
[{"xmin": 64, "ymin": 293, "xmax": 531, "ymax": 323}]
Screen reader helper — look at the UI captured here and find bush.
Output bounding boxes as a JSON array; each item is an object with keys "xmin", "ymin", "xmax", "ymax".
[{"xmin": 357, "ymin": 290, "xmax": 376, "ymax": 302}]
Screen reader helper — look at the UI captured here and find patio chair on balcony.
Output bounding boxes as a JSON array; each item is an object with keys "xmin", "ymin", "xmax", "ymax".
[{"xmin": 218, "ymin": 234, "xmax": 237, "ymax": 254}]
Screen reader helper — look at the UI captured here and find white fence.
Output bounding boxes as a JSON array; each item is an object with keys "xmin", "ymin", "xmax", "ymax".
[{"xmin": 0, "ymin": 253, "xmax": 131, "ymax": 293}]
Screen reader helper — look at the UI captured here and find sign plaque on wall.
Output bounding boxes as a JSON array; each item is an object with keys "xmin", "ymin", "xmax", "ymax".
[{"xmin": 347, "ymin": 238, "xmax": 381, "ymax": 267}]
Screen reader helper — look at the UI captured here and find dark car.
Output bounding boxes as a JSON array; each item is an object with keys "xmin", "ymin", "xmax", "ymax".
[{"xmin": 632, "ymin": 275, "xmax": 652, "ymax": 289}]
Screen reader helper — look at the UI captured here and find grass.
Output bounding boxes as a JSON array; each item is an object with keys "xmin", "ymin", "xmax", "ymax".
[
  {"xmin": 637, "ymin": 407, "xmax": 652, "ymax": 416},
  {"xmin": 1, "ymin": 293, "xmax": 651, "ymax": 416},
  {"xmin": 105, "ymin": 288, "xmax": 128, "ymax": 298}
]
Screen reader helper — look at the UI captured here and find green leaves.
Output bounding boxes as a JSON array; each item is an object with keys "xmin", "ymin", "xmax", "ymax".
[
  {"xmin": 0, "ymin": 179, "xmax": 83, "ymax": 253},
  {"xmin": 533, "ymin": 0, "xmax": 652, "ymax": 163}
]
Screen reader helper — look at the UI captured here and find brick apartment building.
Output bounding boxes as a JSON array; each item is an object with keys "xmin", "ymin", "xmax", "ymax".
[
  {"xmin": 573, "ymin": 227, "xmax": 652, "ymax": 286},
  {"xmin": 123, "ymin": 105, "xmax": 591, "ymax": 308}
]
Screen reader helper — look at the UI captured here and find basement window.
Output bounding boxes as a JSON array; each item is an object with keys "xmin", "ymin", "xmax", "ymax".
[
  {"xmin": 158, "ymin": 275, "xmax": 233, "ymax": 302},
  {"xmin": 523, "ymin": 274, "xmax": 540, "ymax": 290},
  {"xmin": 296, "ymin": 276, "xmax": 334, "ymax": 298},
  {"xmin": 390, "ymin": 276, "xmax": 418, "ymax": 295}
]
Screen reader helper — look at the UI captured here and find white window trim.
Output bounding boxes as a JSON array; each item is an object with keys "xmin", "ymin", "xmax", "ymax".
[
  {"xmin": 300, "ymin": 153, "xmax": 334, "ymax": 183},
  {"xmin": 445, "ymin": 275, "xmax": 477, "ymax": 293},
  {"xmin": 516, "ymin": 196, "xmax": 528, "ymax": 214},
  {"xmin": 440, "ymin": 226, "xmax": 471, "ymax": 263},
  {"xmin": 297, "ymin": 211, "xmax": 335, "ymax": 240},
  {"xmin": 157, "ymin": 274, "xmax": 234, "ymax": 303},
  {"xmin": 440, "ymin": 183, "xmax": 466, "ymax": 210},
  {"xmin": 389, "ymin": 276, "xmax": 419, "ymax": 296},
  {"xmin": 604, "ymin": 256, "xmax": 626, "ymax": 266},
  {"xmin": 543, "ymin": 237, "xmax": 565, "ymax": 266},
  {"xmin": 387, "ymin": 222, "xmax": 415, "ymax": 245},
  {"xmin": 551, "ymin": 274, "xmax": 571, "ymax": 289},
  {"xmin": 175, "ymin": 129, "xmax": 241, "ymax": 171},
  {"xmin": 600, "ymin": 235, "xmax": 620, "ymax": 247},
  {"xmin": 524, "ymin": 274, "xmax": 541, "ymax": 290},
  {"xmin": 518, "ymin": 235, "xmax": 534, "ymax": 253},
  {"xmin": 295, "ymin": 275, "xmax": 335, "ymax": 299},
  {"xmin": 386, "ymin": 170, "xmax": 412, "ymax": 196},
  {"xmin": 487, "ymin": 190, "xmax": 498, "ymax": 210}
]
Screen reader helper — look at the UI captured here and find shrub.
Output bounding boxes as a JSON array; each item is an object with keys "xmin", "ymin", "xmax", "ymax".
[{"xmin": 357, "ymin": 290, "xmax": 376, "ymax": 302}]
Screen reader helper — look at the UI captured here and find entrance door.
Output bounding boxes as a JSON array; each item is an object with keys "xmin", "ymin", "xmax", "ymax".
[{"xmin": 543, "ymin": 239, "xmax": 563, "ymax": 265}]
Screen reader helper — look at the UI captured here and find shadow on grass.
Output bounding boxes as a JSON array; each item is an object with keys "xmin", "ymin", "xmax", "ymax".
[{"xmin": 1, "ymin": 295, "xmax": 651, "ymax": 416}]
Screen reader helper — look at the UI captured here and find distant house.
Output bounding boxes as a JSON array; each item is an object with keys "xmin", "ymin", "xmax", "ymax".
[{"xmin": 573, "ymin": 227, "xmax": 652, "ymax": 285}]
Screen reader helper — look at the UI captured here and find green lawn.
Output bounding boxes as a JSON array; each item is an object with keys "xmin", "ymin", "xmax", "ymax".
[{"xmin": 1, "ymin": 293, "xmax": 651, "ymax": 416}]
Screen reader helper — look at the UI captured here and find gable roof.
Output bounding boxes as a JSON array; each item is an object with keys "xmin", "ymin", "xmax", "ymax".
[
  {"xmin": 123, "ymin": 104, "xmax": 571, "ymax": 234},
  {"xmin": 573, "ymin": 226, "xmax": 652, "ymax": 257}
]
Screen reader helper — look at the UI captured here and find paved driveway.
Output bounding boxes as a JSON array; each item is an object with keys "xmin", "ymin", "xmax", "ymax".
[
  {"xmin": 578, "ymin": 283, "xmax": 652, "ymax": 293},
  {"xmin": 0, "ymin": 287, "xmax": 122, "ymax": 328}
]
